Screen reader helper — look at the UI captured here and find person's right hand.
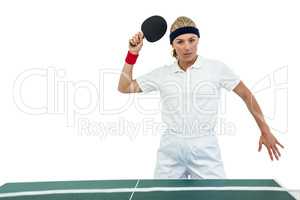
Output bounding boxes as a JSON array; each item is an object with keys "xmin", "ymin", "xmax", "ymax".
[{"xmin": 128, "ymin": 32, "xmax": 143, "ymax": 54}]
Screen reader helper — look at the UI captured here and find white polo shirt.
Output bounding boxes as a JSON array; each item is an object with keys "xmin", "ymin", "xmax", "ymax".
[{"xmin": 136, "ymin": 55, "xmax": 240, "ymax": 137}]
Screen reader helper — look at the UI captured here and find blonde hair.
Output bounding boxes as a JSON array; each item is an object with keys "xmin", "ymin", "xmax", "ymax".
[{"xmin": 170, "ymin": 16, "xmax": 197, "ymax": 58}]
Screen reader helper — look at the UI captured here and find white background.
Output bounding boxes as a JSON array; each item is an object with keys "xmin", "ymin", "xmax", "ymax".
[{"xmin": 0, "ymin": 0, "xmax": 299, "ymax": 191}]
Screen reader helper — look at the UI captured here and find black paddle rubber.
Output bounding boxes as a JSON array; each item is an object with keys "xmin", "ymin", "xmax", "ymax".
[{"xmin": 141, "ymin": 15, "xmax": 167, "ymax": 42}]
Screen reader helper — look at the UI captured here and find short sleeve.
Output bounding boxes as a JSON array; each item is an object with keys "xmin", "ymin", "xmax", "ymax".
[
  {"xmin": 136, "ymin": 67, "xmax": 162, "ymax": 93},
  {"xmin": 218, "ymin": 62, "xmax": 240, "ymax": 91}
]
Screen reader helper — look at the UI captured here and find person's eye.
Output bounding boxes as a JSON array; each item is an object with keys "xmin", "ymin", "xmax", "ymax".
[
  {"xmin": 189, "ymin": 39, "xmax": 195, "ymax": 43},
  {"xmin": 177, "ymin": 40, "xmax": 183, "ymax": 44}
]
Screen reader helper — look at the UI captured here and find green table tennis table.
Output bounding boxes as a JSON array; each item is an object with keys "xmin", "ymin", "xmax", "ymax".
[{"xmin": 0, "ymin": 179, "xmax": 298, "ymax": 200}]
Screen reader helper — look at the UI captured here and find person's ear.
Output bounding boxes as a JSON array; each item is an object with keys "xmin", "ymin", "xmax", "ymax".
[{"xmin": 172, "ymin": 48, "xmax": 177, "ymax": 58}]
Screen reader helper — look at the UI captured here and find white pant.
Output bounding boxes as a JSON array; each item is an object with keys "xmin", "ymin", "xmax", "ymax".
[{"xmin": 154, "ymin": 133, "xmax": 226, "ymax": 179}]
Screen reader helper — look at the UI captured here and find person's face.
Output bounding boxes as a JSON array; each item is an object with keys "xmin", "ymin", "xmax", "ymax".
[{"xmin": 172, "ymin": 33, "xmax": 199, "ymax": 62}]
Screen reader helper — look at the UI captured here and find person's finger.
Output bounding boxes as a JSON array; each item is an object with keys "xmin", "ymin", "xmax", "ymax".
[
  {"xmin": 137, "ymin": 41, "xmax": 142, "ymax": 47},
  {"xmin": 135, "ymin": 34, "xmax": 140, "ymax": 43},
  {"xmin": 258, "ymin": 139, "xmax": 262, "ymax": 152},
  {"xmin": 267, "ymin": 147, "xmax": 273, "ymax": 161},
  {"xmin": 138, "ymin": 33, "xmax": 142, "ymax": 41},
  {"xmin": 139, "ymin": 31, "xmax": 144, "ymax": 38},
  {"xmin": 276, "ymin": 140, "xmax": 284, "ymax": 149},
  {"xmin": 135, "ymin": 35, "xmax": 141, "ymax": 44},
  {"xmin": 274, "ymin": 145, "xmax": 281, "ymax": 157},
  {"xmin": 129, "ymin": 39, "xmax": 135, "ymax": 46},
  {"xmin": 271, "ymin": 146, "xmax": 279, "ymax": 160},
  {"xmin": 136, "ymin": 37, "xmax": 142, "ymax": 46},
  {"xmin": 130, "ymin": 38, "xmax": 135, "ymax": 44}
]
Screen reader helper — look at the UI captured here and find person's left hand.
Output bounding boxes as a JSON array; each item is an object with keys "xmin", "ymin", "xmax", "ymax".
[{"xmin": 258, "ymin": 131, "xmax": 284, "ymax": 161}]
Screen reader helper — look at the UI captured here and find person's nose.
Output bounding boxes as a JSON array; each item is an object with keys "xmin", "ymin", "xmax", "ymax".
[{"xmin": 183, "ymin": 42, "xmax": 191, "ymax": 51}]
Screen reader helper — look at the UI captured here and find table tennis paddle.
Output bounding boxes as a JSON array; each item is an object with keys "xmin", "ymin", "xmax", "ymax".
[{"xmin": 130, "ymin": 15, "xmax": 167, "ymax": 47}]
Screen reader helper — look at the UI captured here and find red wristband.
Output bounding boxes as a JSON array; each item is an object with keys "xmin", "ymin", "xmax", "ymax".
[{"xmin": 125, "ymin": 51, "xmax": 139, "ymax": 65}]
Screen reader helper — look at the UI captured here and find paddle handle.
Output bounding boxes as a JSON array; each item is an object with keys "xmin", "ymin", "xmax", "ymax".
[{"xmin": 129, "ymin": 33, "xmax": 144, "ymax": 47}]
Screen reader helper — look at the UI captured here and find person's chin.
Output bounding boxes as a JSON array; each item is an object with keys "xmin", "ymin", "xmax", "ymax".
[{"xmin": 182, "ymin": 53, "xmax": 196, "ymax": 61}]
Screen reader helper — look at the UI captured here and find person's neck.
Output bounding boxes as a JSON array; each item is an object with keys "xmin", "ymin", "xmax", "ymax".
[{"xmin": 178, "ymin": 55, "xmax": 198, "ymax": 71}]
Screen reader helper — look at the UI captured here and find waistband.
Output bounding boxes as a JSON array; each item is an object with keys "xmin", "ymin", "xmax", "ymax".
[{"xmin": 162, "ymin": 129, "xmax": 216, "ymax": 138}]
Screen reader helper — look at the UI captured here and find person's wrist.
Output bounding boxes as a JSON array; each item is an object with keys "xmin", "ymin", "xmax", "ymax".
[
  {"xmin": 260, "ymin": 125, "xmax": 270, "ymax": 135},
  {"xmin": 125, "ymin": 50, "xmax": 139, "ymax": 65},
  {"xmin": 129, "ymin": 50, "xmax": 138, "ymax": 55}
]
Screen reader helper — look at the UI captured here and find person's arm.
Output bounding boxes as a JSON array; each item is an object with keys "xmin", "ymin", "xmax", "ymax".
[
  {"xmin": 118, "ymin": 61, "xmax": 142, "ymax": 93},
  {"xmin": 118, "ymin": 32, "xmax": 143, "ymax": 93},
  {"xmin": 233, "ymin": 81, "xmax": 284, "ymax": 161}
]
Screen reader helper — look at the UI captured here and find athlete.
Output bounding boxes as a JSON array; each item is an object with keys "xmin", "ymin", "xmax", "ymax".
[{"xmin": 118, "ymin": 16, "xmax": 284, "ymax": 179}]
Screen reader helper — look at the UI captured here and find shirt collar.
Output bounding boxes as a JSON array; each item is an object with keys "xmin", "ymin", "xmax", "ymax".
[{"xmin": 172, "ymin": 55, "xmax": 203, "ymax": 73}]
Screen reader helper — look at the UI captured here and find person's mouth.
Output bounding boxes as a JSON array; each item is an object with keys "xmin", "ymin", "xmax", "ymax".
[{"xmin": 183, "ymin": 53, "xmax": 192, "ymax": 56}]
